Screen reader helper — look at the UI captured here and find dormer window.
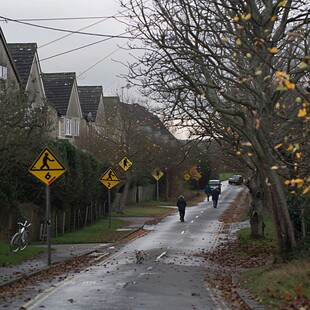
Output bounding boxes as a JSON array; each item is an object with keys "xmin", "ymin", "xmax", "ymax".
[
  {"xmin": 0, "ymin": 65, "xmax": 7, "ymax": 80},
  {"xmin": 65, "ymin": 118, "xmax": 71, "ymax": 136},
  {"xmin": 74, "ymin": 119, "xmax": 79, "ymax": 136}
]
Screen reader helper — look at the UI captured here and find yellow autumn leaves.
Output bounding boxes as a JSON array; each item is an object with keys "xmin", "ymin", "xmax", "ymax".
[
  {"xmin": 274, "ymin": 143, "xmax": 309, "ymax": 195},
  {"xmin": 271, "ymin": 70, "xmax": 308, "ymax": 121},
  {"xmin": 232, "ymin": 13, "xmax": 251, "ymax": 22},
  {"xmin": 274, "ymin": 71, "xmax": 295, "ymax": 90},
  {"xmin": 285, "ymin": 178, "xmax": 310, "ymax": 195}
]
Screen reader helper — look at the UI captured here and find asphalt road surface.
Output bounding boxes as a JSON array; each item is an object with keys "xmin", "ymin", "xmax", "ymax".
[{"xmin": 20, "ymin": 183, "xmax": 243, "ymax": 310}]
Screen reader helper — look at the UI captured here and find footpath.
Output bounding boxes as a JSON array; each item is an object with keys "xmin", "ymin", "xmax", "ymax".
[{"xmin": 0, "ymin": 217, "xmax": 149, "ymax": 287}]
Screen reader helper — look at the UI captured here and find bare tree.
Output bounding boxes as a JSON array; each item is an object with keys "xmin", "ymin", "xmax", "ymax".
[
  {"xmin": 78, "ymin": 97, "xmax": 185, "ymax": 213},
  {"xmin": 121, "ymin": 0, "xmax": 310, "ymax": 254}
]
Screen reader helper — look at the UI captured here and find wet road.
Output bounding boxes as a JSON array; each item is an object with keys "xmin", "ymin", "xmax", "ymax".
[{"xmin": 21, "ymin": 183, "xmax": 243, "ymax": 310}]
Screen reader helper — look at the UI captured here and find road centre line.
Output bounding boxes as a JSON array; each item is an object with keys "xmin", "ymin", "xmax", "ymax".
[{"xmin": 155, "ymin": 251, "xmax": 167, "ymax": 262}]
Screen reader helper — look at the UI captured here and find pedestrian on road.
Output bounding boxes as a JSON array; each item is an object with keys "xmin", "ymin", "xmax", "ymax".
[
  {"xmin": 204, "ymin": 185, "xmax": 212, "ymax": 201},
  {"xmin": 176, "ymin": 195, "xmax": 187, "ymax": 222},
  {"xmin": 211, "ymin": 187, "xmax": 220, "ymax": 208}
]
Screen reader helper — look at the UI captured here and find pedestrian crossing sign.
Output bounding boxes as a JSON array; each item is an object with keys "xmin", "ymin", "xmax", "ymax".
[
  {"xmin": 152, "ymin": 169, "xmax": 164, "ymax": 181},
  {"xmin": 183, "ymin": 172, "xmax": 191, "ymax": 181},
  {"xmin": 29, "ymin": 147, "xmax": 66, "ymax": 185},
  {"xmin": 118, "ymin": 156, "xmax": 133, "ymax": 171},
  {"xmin": 99, "ymin": 167, "xmax": 121, "ymax": 189}
]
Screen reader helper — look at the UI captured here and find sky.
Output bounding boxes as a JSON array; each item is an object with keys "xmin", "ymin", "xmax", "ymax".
[{"xmin": 0, "ymin": 0, "xmax": 138, "ymax": 98}]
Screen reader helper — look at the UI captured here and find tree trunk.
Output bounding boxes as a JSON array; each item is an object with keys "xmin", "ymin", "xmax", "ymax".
[
  {"xmin": 247, "ymin": 176, "xmax": 265, "ymax": 238},
  {"xmin": 262, "ymin": 168, "xmax": 297, "ymax": 254},
  {"xmin": 117, "ymin": 180, "xmax": 130, "ymax": 214}
]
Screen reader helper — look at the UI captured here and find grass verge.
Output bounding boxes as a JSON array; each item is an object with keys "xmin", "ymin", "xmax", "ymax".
[
  {"xmin": 239, "ymin": 216, "xmax": 310, "ymax": 309},
  {"xmin": 0, "ymin": 240, "xmax": 47, "ymax": 267},
  {"xmin": 112, "ymin": 204, "xmax": 174, "ymax": 217},
  {"xmin": 51, "ymin": 218, "xmax": 132, "ymax": 244},
  {"xmin": 242, "ymin": 260, "xmax": 310, "ymax": 309}
]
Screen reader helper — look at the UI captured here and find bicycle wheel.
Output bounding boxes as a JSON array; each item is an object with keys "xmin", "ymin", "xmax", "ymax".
[
  {"xmin": 10, "ymin": 233, "xmax": 21, "ymax": 252},
  {"xmin": 20, "ymin": 232, "xmax": 29, "ymax": 251}
]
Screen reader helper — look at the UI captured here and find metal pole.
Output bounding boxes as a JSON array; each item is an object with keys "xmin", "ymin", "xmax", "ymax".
[
  {"xmin": 157, "ymin": 179, "xmax": 159, "ymax": 204},
  {"xmin": 46, "ymin": 185, "xmax": 51, "ymax": 266},
  {"xmin": 108, "ymin": 189, "xmax": 111, "ymax": 229}
]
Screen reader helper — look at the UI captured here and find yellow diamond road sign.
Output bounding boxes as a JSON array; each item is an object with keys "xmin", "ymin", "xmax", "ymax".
[
  {"xmin": 184, "ymin": 172, "xmax": 191, "ymax": 181},
  {"xmin": 152, "ymin": 169, "xmax": 164, "ymax": 181},
  {"xmin": 99, "ymin": 167, "xmax": 121, "ymax": 189},
  {"xmin": 29, "ymin": 147, "xmax": 66, "ymax": 185},
  {"xmin": 118, "ymin": 156, "xmax": 133, "ymax": 171}
]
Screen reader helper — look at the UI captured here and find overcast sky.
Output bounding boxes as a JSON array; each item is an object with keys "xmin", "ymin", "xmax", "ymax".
[{"xmin": 0, "ymin": 0, "xmax": 138, "ymax": 97}]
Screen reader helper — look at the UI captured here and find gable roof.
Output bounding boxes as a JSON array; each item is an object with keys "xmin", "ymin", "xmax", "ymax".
[
  {"xmin": 103, "ymin": 97, "xmax": 175, "ymax": 139},
  {"xmin": 78, "ymin": 85, "xmax": 102, "ymax": 122},
  {"xmin": 0, "ymin": 28, "xmax": 20, "ymax": 85},
  {"xmin": 102, "ymin": 96, "xmax": 122, "ymax": 119},
  {"xmin": 7, "ymin": 43, "xmax": 37, "ymax": 88},
  {"xmin": 125, "ymin": 103, "xmax": 174, "ymax": 137},
  {"xmin": 41, "ymin": 72, "xmax": 76, "ymax": 115}
]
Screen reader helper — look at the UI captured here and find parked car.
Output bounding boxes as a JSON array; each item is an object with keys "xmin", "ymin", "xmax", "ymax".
[
  {"xmin": 228, "ymin": 175, "xmax": 243, "ymax": 185},
  {"xmin": 208, "ymin": 179, "xmax": 222, "ymax": 194}
]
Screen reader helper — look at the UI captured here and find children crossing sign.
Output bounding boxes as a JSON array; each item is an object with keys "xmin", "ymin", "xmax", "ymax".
[
  {"xmin": 118, "ymin": 156, "xmax": 133, "ymax": 171},
  {"xmin": 152, "ymin": 169, "xmax": 164, "ymax": 181},
  {"xmin": 99, "ymin": 167, "xmax": 121, "ymax": 189},
  {"xmin": 29, "ymin": 147, "xmax": 66, "ymax": 185},
  {"xmin": 183, "ymin": 172, "xmax": 191, "ymax": 181}
]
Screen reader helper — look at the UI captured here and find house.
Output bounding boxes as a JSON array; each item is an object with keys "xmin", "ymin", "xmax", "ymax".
[
  {"xmin": 77, "ymin": 85, "xmax": 105, "ymax": 149},
  {"xmin": 128, "ymin": 103, "xmax": 177, "ymax": 146},
  {"xmin": 101, "ymin": 96, "xmax": 178, "ymax": 147},
  {"xmin": 101, "ymin": 96, "xmax": 124, "ymax": 141},
  {"xmin": 0, "ymin": 28, "xmax": 20, "ymax": 89},
  {"xmin": 7, "ymin": 43, "xmax": 58, "ymax": 138},
  {"xmin": 41, "ymin": 72, "xmax": 85, "ymax": 144},
  {"xmin": 78, "ymin": 85, "xmax": 104, "ymax": 124}
]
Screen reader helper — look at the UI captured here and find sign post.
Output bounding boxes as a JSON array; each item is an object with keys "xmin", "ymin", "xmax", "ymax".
[
  {"xmin": 99, "ymin": 167, "xmax": 121, "ymax": 229},
  {"xmin": 152, "ymin": 169, "xmax": 164, "ymax": 203},
  {"xmin": 46, "ymin": 185, "xmax": 51, "ymax": 266},
  {"xmin": 29, "ymin": 147, "xmax": 66, "ymax": 266}
]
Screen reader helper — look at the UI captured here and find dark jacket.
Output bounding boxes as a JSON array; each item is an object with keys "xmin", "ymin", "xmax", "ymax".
[
  {"xmin": 177, "ymin": 196, "xmax": 187, "ymax": 211},
  {"xmin": 205, "ymin": 186, "xmax": 212, "ymax": 195},
  {"xmin": 211, "ymin": 188, "xmax": 220, "ymax": 200}
]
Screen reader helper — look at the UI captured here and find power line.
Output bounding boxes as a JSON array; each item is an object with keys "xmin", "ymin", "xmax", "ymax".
[
  {"xmin": 0, "ymin": 15, "xmax": 133, "ymax": 39},
  {"xmin": 40, "ymin": 17, "xmax": 108, "ymax": 48},
  {"xmin": 0, "ymin": 16, "xmax": 125, "ymax": 22},
  {"xmin": 77, "ymin": 42, "xmax": 128, "ymax": 78},
  {"xmin": 40, "ymin": 31, "xmax": 131, "ymax": 61}
]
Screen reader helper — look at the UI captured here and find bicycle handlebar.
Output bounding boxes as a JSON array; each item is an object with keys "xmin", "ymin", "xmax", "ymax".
[{"xmin": 17, "ymin": 221, "xmax": 32, "ymax": 228}]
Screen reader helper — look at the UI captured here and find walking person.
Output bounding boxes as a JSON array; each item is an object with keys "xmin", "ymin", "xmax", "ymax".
[
  {"xmin": 204, "ymin": 185, "xmax": 212, "ymax": 201},
  {"xmin": 40, "ymin": 152, "xmax": 54, "ymax": 170},
  {"xmin": 211, "ymin": 187, "xmax": 220, "ymax": 208},
  {"xmin": 176, "ymin": 195, "xmax": 187, "ymax": 222}
]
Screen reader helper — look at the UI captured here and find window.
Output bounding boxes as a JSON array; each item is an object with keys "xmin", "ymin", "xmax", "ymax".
[
  {"xmin": 0, "ymin": 65, "xmax": 7, "ymax": 80},
  {"xmin": 74, "ymin": 119, "xmax": 79, "ymax": 136},
  {"xmin": 65, "ymin": 118, "xmax": 71, "ymax": 136}
]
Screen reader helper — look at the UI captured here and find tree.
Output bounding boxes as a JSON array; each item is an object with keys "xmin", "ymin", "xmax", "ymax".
[
  {"xmin": 0, "ymin": 84, "xmax": 48, "ymax": 204},
  {"xmin": 121, "ymin": 0, "xmax": 310, "ymax": 254},
  {"xmin": 77, "ymin": 98, "xmax": 184, "ymax": 213}
]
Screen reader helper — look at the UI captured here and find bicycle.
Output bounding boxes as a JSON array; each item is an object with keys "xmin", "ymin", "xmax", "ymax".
[{"xmin": 10, "ymin": 220, "xmax": 32, "ymax": 252}]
